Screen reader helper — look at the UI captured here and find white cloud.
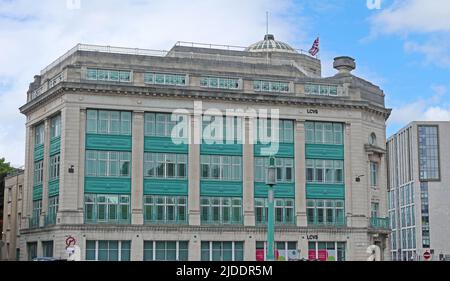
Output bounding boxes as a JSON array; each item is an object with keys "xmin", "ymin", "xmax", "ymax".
[{"xmin": 0, "ymin": 0, "xmax": 309, "ymax": 166}]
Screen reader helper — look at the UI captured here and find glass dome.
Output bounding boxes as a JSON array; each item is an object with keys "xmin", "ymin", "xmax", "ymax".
[{"xmin": 246, "ymin": 34, "xmax": 298, "ymax": 54}]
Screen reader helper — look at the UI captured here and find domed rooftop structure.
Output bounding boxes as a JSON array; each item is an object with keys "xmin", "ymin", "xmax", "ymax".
[{"xmin": 246, "ymin": 34, "xmax": 298, "ymax": 54}]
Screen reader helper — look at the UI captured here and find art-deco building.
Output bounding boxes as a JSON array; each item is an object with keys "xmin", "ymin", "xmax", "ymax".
[{"xmin": 18, "ymin": 35, "xmax": 391, "ymax": 261}]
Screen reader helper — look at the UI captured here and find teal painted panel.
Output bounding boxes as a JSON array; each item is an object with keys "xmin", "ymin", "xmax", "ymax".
[
  {"xmin": 33, "ymin": 184, "xmax": 43, "ymax": 200},
  {"xmin": 34, "ymin": 145, "xmax": 44, "ymax": 161},
  {"xmin": 201, "ymin": 143, "xmax": 242, "ymax": 155},
  {"xmin": 144, "ymin": 137, "xmax": 188, "ymax": 153},
  {"xmin": 50, "ymin": 137, "xmax": 61, "ymax": 156},
  {"xmin": 254, "ymin": 182, "xmax": 295, "ymax": 198},
  {"xmin": 254, "ymin": 143, "xmax": 294, "ymax": 157},
  {"xmin": 143, "ymin": 179, "xmax": 188, "ymax": 195},
  {"xmin": 48, "ymin": 179, "xmax": 60, "ymax": 197},
  {"xmin": 306, "ymin": 144, "xmax": 344, "ymax": 160},
  {"xmin": 306, "ymin": 183, "xmax": 345, "ymax": 199},
  {"xmin": 84, "ymin": 177, "xmax": 131, "ymax": 194},
  {"xmin": 200, "ymin": 181, "xmax": 243, "ymax": 196},
  {"xmin": 86, "ymin": 134, "xmax": 132, "ymax": 151}
]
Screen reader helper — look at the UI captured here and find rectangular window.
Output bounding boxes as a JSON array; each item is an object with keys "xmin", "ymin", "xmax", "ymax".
[
  {"xmin": 84, "ymin": 194, "xmax": 130, "ymax": 224},
  {"xmin": 200, "ymin": 155, "xmax": 242, "ymax": 181},
  {"xmin": 253, "ymin": 80, "xmax": 289, "ymax": 93},
  {"xmin": 305, "ymin": 121, "xmax": 343, "ymax": 145},
  {"xmin": 27, "ymin": 242, "xmax": 38, "ymax": 261},
  {"xmin": 85, "ymin": 240, "xmax": 131, "ymax": 261},
  {"xmin": 306, "ymin": 159, "xmax": 344, "ymax": 184},
  {"xmin": 256, "ymin": 241, "xmax": 299, "ymax": 261},
  {"xmin": 256, "ymin": 119, "xmax": 293, "ymax": 143},
  {"xmin": 86, "ymin": 68, "xmax": 132, "ymax": 83},
  {"xmin": 255, "ymin": 198, "xmax": 295, "ymax": 225},
  {"xmin": 46, "ymin": 196, "xmax": 59, "ymax": 225},
  {"xmin": 85, "ymin": 151, "xmax": 131, "ymax": 177},
  {"xmin": 143, "ymin": 241, "xmax": 188, "ymax": 261},
  {"xmin": 201, "ymin": 197, "xmax": 242, "ymax": 225},
  {"xmin": 144, "ymin": 153, "xmax": 187, "ymax": 179},
  {"xmin": 201, "ymin": 241, "xmax": 244, "ymax": 261},
  {"xmin": 202, "ymin": 115, "xmax": 243, "ymax": 143},
  {"xmin": 50, "ymin": 115, "xmax": 61, "ymax": 139},
  {"xmin": 306, "ymin": 199, "xmax": 345, "ymax": 226},
  {"xmin": 305, "ymin": 84, "xmax": 339, "ymax": 97},
  {"xmin": 35, "ymin": 123, "xmax": 44, "ymax": 146},
  {"xmin": 143, "ymin": 195, "xmax": 187, "ymax": 224},
  {"xmin": 34, "ymin": 160, "xmax": 44, "ymax": 186},
  {"xmin": 30, "ymin": 200, "xmax": 41, "ymax": 227},
  {"xmin": 418, "ymin": 125, "xmax": 440, "ymax": 181},
  {"xmin": 254, "ymin": 157, "xmax": 294, "ymax": 183},
  {"xmin": 308, "ymin": 242, "xmax": 346, "ymax": 261},
  {"xmin": 144, "ymin": 112, "xmax": 187, "ymax": 138},
  {"xmin": 49, "ymin": 154, "xmax": 60, "ymax": 181},
  {"xmin": 42, "ymin": 241, "xmax": 54, "ymax": 258},
  {"xmin": 144, "ymin": 72, "xmax": 186, "ymax": 86},
  {"xmin": 86, "ymin": 109, "xmax": 131, "ymax": 135},
  {"xmin": 370, "ymin": 162, "xmax": 378, "ymax": 187},
  {"xmin": 200, "ymin": 76, "xmax": 239, "ymax": 89}
]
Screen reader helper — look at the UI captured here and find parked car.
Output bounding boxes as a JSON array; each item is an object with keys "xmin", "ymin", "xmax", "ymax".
[{"xmin": 32, "ymin": 257, "xmax": 64, "ymax": 261}]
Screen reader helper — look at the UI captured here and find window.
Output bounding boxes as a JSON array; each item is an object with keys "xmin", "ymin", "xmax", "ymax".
[
  {"xmin": 256, "ymin": 119, "xmax": 293, "ymax": 143},
  {"xmin": 86, "ymin": 68, "xmax": 132, "ymax": 82},
  {"xmin": 35, "ymin": 123, "xmax": 44, "ymax": 146},
  {"xmin": 86, "ymin": 110, "xmax": 131, "ymax": 135},
  {"xmin": 144, "ymin": 153, "xmax": 187, "ymax": 179},
  {"xmin": 27, "ymin": 242, "xmax": 37, "ymax": 261},
  {"xmin": 305, "ymin": 84, "xmax": 339, "ymax": 96},
  {"xmin": 306, "ymin": 199, "xmax": 345, "ymax": 226},
  {"xmin": 200, "ymin": 155, "xmax": 242, "ymax": 181},
  {"xmin": 86, "ymin": 151, "xmax": 131, "ymax": 177},
  {"xmin": 305, "ymin": 122, "xmax": 343, "ymax": 144},
  {"xmin": 202, "ymin": 115, "xmax": 243, "ymax": 143},
  {"xmin": 143, "ymin": 195, "xmax": 187, "ymax": 224},
  {"xmin": 253, "ymin": 80, "xmax": 289, "ymax": 93},
  {"xmin": 308, "ymin": 242, "xmax": 346, "ymax": 261},
  {"xmin": 30, "ymin": 200, "xmax": 41, "ymax": 227},
  {"xmin": 418, "ymin": 125, "xmax": 440, "ymax": 181},
  {"xmin": 254, "ymin": 157, "xmax": 294, "ymax": 183},
  {"xmin": 200, "ymin": 76, "xmax": 239, "ymax": 89},
  {"xmin": 46, "ymin": 196, "xmax": 59, "ymax": 225},
  {"xmin": 33, "ymin": 160, "xmax": 44, "ymax": 186},
  {"xmin": 371, "ymin": 202, "xmax": 380, "ymax": 218},
  {"xmin": 84, "ymin": 194, "xmax": 130, "ymax": 223},
  {"xmin": 201, "ymin": 241, "xmax": 244, "ymax": 261},
  {"xmin": 50, "ymin": 115, "xmax": 61, "ymax": 139},
  {"xmin": 256, "ymin": 241, "xmax": 298, "ymax": 261},
  {"xmin": 201, "ymin": 197, "xmax": 242, "ymax": 224},
  {"xmin": 42, "ymin": 241, "xmax": 54, "ymax": 258},
  {"xmin": 144, "ymin": 112, "xmax": 187, "ymax": 138},
  {"xmin": 370, "ymin": 162, "xmax": 378, "ymax": 187},
  {"xmin": 255, "ymin": 198, "xmax": 295, "ymax": 225},
  {"xmin": 144, "ymin": 73, "xmax": 186, "ymax": 86},
  {"xmin": 86, "ymin": 240, "xmax": 131, "ymax": 261},
  {"xmin": 143, "ymin": 241, "xmax": 188, "ymax": 261},
  {"xmin": 306, "ymin": 159, "xmax": 344, "ymax": 184},
  {"xmin": 369, "ymin": 133, "xmax": 377, "ymax": 146},
  {"xmin": 49, "ymin": 154, "xmax": 60, "ymax": 181}
]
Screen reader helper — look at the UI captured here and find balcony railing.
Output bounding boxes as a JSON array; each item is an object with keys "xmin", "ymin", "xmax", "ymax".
[
  {"xmin": 308, "ymin": 218, "xmax": 347, "ymax": 228},
  {"xmin": 370, "ymin": 217, "xmax": 390, "ymax": 229}
]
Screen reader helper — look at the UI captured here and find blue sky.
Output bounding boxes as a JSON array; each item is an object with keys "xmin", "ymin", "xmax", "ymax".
[{"xmin": 0, "ymin": 0, "xmax": 450, "ymax": 166}]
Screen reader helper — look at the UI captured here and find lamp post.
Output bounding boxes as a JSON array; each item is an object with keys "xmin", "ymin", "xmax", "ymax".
[{"xmin": 266, "ymin": 156, "xmax": 277, "ymax": 261}]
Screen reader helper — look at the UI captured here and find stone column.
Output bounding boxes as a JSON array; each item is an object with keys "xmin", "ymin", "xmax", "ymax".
[
  {"xmin": 22, "ymin": 124, "xmax": 34, "ymax": 229},
  {"xmin": 243, "ymin": 117, "xmax": 255, "ymax": 226},
  {"xmin": 295, "ymin": 119, "xmax": 307, "ymax": 226},
  {"xmin": 131, "ymin": 235, "xmax": 144, "ymax": 261},
  {"xmin": 188, "ymin": 114, "xmax": 201, "ymax": 226},
  {"xmin": 344, "ymin": 122, "xmax": 353, "ymax": 227},
  {"xmin": 59, "ymin": 105, "xmax": 83, "ymax": 224},
  {"xmin": 77, "ymin": 109, "xmax": 86, "ymax": 213},
  {"xmin": 188, "ymin": 235, "xmax": 201, "ymax": 261},
  {"xmin": 40, "ymin": 118, "xmax": 51, "ymax": 226},
  {"xmin": 244, "ymin": 235, "xmax": 256, "ymax": 261},
  {"xmin": 131, "ymin": 111, "xmax": 144, "ymax": 225}
]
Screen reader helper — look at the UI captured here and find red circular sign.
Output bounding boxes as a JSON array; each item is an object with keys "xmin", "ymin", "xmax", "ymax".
[
  {"xmin": 65, "ymin": 236, "xmax": 76, "ymax": 247},
  {"xmin": 424, "ymin": 251, "xmax": 431, "ymax": 260}
]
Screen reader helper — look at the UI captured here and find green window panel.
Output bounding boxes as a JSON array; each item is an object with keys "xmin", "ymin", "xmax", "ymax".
[
  {"xmin": 48, "ymin": 179, "xmax": 60, "ymax": 197},
  {"xmin": 50, "ymin": 115, "xmax": 61, "ymax": 139},
  {"xmin": 253, "ymin": 182, "xmax": 295, "ymax": 198},
  {"xmin": 50, "ymin": 137, "xmax": 61, "ymax": 156},
  {"xmin": 34, "ymin": 145, "xmax": 44, "ymax": 161},
  {"xmin": 305, "ymin": 84, "xmax": 339, "ymax": 96},
  {"xmin": 85, "ymin": 240, "xmax": 131, "ymax": 261},
  {"xmin": 306, "ymin": 159, "xmax": 344, "ymax": 184},
  {"xmin": 34, "ymin": 160, "xmax": 44, "ymax": 186},
  {"xmin": 305, "ymin": 122, "xmax": 343, "ymax": 145},
  {"xmin": 86, "ymin": 109, "xmax": 132, "ymax": 136},
  {"xmin": 143, "ymin": 195, "xmax": 187, "ymax": 224},
  {"xmin": 200, "ymin": 197, "xmax": 242, "ymax": 225},
  {"xmin": 306, "ymin": 183, "xmax": 345, "ymax": 200},
  {"xmin": 255, "ymin": 119, "xmax": 294, "ymax": 144},
  {"xmin": 143, "ymin": 241, "xmax": 188, "ymax": 261},
  {"xmin": 254, "ymin": 143, "xmax": 294, "ymax": 157},
  {"xmin": 200, "ymin": 181, "xmax": 243, "ymax": 197},
  {"xmin": 254, "ymin": 157, "xmax": 294, "ymax": 183},
  {"xmin": 84, "ymin": 194, "xmax": 130, "ymax": 224},
  {"xmin": 86, "ymin": 68, "xmax": 132, "ymax": 83},
  {"xmin": 45, "ymin": 196, "xmax": 58, "ymax": 226},
  {"xmin": 253, "ymin": 80, "xmax": 289, "ymax": 93},
  {"xmin": 144, "ymin": 153, "xmax": 187, "ymax": 179},
  {"xmin": 201, "ymin": 241, "xmax": 244, "ymax": 261},
  {"xmin": 27, "ymin": 242, "xmax": 38, "ymax": 261},
  {"xmin": 144, "ymin": 112, "xmax": 189, "ymax": 139},
  {"xmin": 30, "ymin": 199, "xmax": 42, "ymax": 228},
  {"xmin": 85, "ymin": 134, "xmax": 132, "ymax": 151},
  {"xmin": 34, "ymin": 123, "xmax": 44, "ymax": 147},
  {"xmin": 84, "ymin": 177, "xmax": 131, "ymax": 194},
  {"xmin": 49, "ymin": 154, "xmax": 60, "ymax": 181},
  {"xmin": 143, "ymin": 179, "xmax": 188, "ymax": 196},
  {"xmin": 202, "ymin": 115, "xmax": 243, "ymax": 144},
  {"xmin": 32, "ymin": 184, "xmax": 43, "ymax": 200},
  {"xmin": 85, "ymin": 150, "xmax": 131, "ymax": 177},
  {"xmin": 144, "ymin": 137, "xmax": 188, "ymax": 153},
  {"xmin": 42, "ymin": 241, "xmax": 54, "ymax": 258},
  {"xmin": 255, "ymin": 198, "xmax": 295, "ymax": 225},
  {"xmin": 200, "ymin": 155, "xmax": 242, "ymax": 181},
  {"xmin": 306, "ymin": 199, "xmax": 345, "ymax": 227},
  {"xmin": 200, "ymin": 76, "xmax": 239, "ymax": 89},
  {"xmin": 144, "ymin": 72, "xmax": 186, "ymax": 86},
  {"xmin": 305, "ymin": 144, "xmax": 344, "ymax": 160}
]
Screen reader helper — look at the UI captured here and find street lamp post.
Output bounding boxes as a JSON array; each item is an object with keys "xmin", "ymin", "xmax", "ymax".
[{"xmin": 266, "ymin": 157, "xmax": 277, "ymax": 261}]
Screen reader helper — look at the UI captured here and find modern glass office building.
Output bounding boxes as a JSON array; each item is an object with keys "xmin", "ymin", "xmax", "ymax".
[
  {"xmin": 17, "ymin": 35, "xmax": 391, "ymax": 261},
  {"xmin": 387, "ymin": 122, "xmax": 450, "ymax": 261}
]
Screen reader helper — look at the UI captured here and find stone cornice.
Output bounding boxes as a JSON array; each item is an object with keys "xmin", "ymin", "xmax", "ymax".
[{"xmin": 20, "ymin": 82, "xmax": 392, "ymax": 120}]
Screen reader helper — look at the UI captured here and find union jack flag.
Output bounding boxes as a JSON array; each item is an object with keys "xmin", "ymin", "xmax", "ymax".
[{"xmin": 309, "ymin": 37, "xmax": 320, "ymax": 56}]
